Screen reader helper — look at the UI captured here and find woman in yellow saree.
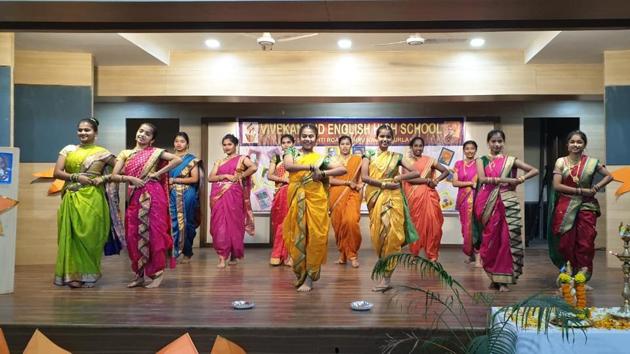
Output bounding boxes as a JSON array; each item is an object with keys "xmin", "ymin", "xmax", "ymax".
[
  {"xmin": 361, "ymin": 125, "xmax": 421, "ymax": 291},
  {"xmin": 328, "ymin": 135, "xmax": 363, "ymax": 268},
  {"xmin": 283, "ymin": 124, "xmax": 347, "ymax": 292}
]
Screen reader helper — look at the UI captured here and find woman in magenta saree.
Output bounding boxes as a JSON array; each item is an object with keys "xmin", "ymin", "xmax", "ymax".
[
  {"xmin": 452, "ymin": 140, "xmax": 481, "ymax": 265},
  {"xmin": 474, "ymin": 129, "xmax": 538, "ymax": 292},
  {"xmin": 112, "ymin": 123, "xmax": 182, "ymax": 288},
  {"xmin": 548, "ymin": 131, "xmax": 612, "ymax": 281},
  {"xmin": 209, "ymin": 134, "xmax": 257, "ymax": 268}
]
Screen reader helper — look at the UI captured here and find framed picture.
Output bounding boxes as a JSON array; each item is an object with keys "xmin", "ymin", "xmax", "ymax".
[
  {"xmin": 0, "ymin": 152, "xmax": 13, "ymax": 184},
  {"xmin": 438, "ymin": 147, "xmax": 455, "ymax": 166}
]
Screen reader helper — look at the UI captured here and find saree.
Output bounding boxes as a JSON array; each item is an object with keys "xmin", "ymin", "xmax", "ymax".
[
  {"xmin": 210, "ymin": 155, "xmax": 255, "ymax": 260},
  {"xmin": 405, "ymin": 156, "xmax": 444, "ymax": 261},
  {"xmin": 169, "ymin": 153, "xmax": 202, "ymax": 258},
  {"xmin": 329, "ymin": 155, "xmax": 363, "ymax": 262},
  {"xmin": 548, "ymin": 155, "xmax": 600, "ymax": 277},
  {"xmin": 454, "ymin": 159, "xmax": 479, "ymax": 257},
  {"xmin": 270, "ymin": 155, "xmax": 290, "ymax": 265},
  {"xmin": 282, "ymin": 147, "xmax": 330, "ymax": 287},
  {"xmin": 54, "ymin": 144, "xmax": 121, "ymax": 286},
  {"xmin": 120, "ymin": 147, "xmax": 173, "ymax": 278},
  {"xmin": 364, "ymin": 150, "xmax": 419, "ymax": 274},
  {"xmin": 474, "ymin": 155, "xmax": 523, "ymax": 284}
]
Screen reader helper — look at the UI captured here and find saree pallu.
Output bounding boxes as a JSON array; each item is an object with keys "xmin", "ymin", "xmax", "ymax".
[
  {"xmin": 283, "ymin": 150, "xmax": 329, "ymax": 287},
  {"xmin": 55, "ymin": 145, "xmax": 116, "ymax": 286},
  {"xmin": 122, "ymin": 147, "xmax": 173, "ymax": 278},
  {"xmin": 474, "ymin": 155, "xmax": 523, "ymax": 284},
  {"xmin": 454, "ymin": 159, "xmax": 479, "ymax": 257},
  {"xmin": 169, "ymin": 153, "xmax": 201, "ymax": 258},
  {"xmin": 329, "ymin": 155, "xmax": 363, "ymax": 262},
  {"xmin": 210, "ymin": 155, "xmax": 255, "ymax": 260},
  {"xmin": 270, "ymin": 159, "xmax": 289, "ymax": 265},
  {"xmin": 548, "ymin": 155, "xmax": 600, "ymax": 277},
  {"xmin": 364, "ymin": 151, "xmax": 419, "ymax": 274},
  {"xmin": 405, "ymin": 156, "xmax": 444, "ymax": 261}
]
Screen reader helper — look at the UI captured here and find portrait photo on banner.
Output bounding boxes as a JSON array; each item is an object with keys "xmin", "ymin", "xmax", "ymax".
[
  {"xmin": 0, "ymin": 152, "xmax": 13, "ymax": 185},
  {"xmin": 237, "ymin": 118, "xmax": 465, "ymax": 213}
]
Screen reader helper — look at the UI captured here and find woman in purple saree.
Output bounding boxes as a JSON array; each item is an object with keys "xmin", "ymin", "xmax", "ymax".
[
  {"xmin": 474, "ymin": 129, "xmax": 538, "ymax": 292},
  {"xmin": 209, "ymin": 134, "xmax": 257, "ymax": 268},
  {"xmin": 112, "ymin": 123, "xmax": 182, "ymax": 288}
]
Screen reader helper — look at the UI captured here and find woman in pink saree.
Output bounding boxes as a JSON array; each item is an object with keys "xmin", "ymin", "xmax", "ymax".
[
  {"xmin": 474, "ymin": 129, "xmax": 538, "ymax": 292},
  {"xmin": 452, "ymin": 140, "xmax": 481, "ymax": 266},
  {"xmin": 209, "ymin": 134, "xmax": 257, "ymax": 269},
  {"xmin": 112, "ymin": 123, "xmax": 183, "ymax": 288}
]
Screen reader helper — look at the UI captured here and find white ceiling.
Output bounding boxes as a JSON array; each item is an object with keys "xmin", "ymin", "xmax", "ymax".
[{"xmin": 15, "ymin": 30, "xmax": 630, "ymax": 66}]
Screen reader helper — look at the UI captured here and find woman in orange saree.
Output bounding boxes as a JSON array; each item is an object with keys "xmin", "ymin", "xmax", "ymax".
[
  {"xmin": 549, "ymin": 131, "xmax": 612, "ymax": 282},
  {"xmin": 329, "ymin": 135, "xmax": 363, "ymax": 268},
  {"xmin": 267, "ymin": 134, "xmax": 294, "ymax": 266},
  {"xmin": 361, "ymin": 125, "xmax": 420, "ymax": 291},
  {"xmin": 404, "ymin": 136, "xmax": 449, "ymax": 262},
  {"xmin": 283, "ymin": 124, "xmax": 346, "ymax": 292},
  {"xmin": 474, "ymin": 129, "xmax": 538, "ymax": 292}
]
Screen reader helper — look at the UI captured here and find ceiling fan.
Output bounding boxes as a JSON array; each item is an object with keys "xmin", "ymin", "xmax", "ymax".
[
  {"xmin": 240, "ymin": 32, "xmax": 319, "ymax": 50},
  {"xmin": 375, "ymin": 34, "xmax": 468, "ymax": 47}
]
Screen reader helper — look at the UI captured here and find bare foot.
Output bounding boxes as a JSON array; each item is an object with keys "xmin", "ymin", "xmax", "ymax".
[
  {"xmin": 334, "ymin": 257, "xmax": 346, "ymax": 265},
  {"xmin": 67, "ymin": 281, "xmax": 82, "ymax": 289},
  {"xmin": 81, "ymin": 282, "xmax": 95, "ymax": 288},
  {"xmin": 283, "ymin": 258, "xmax": 293, "ymax": 267},
  {"xmin": 372, "ymin": 277, "xmax": 392, "ymax": 292},
  {"xmin": 217, "ymin": 257, "xmax": 226, "ymax": 269},
  {"xmin": 351, "ymin": 258, "xmax": 360, "ymax": 268},
  {"xmin": 297, "ymin": 276, "xmax": 313, "ymax": 292},
  {"xmin": 270, "ymin": 258, "xmax": 281, "ymax": 266},
  {"xmin": 228, "ymin": 258, "xmax": 239, "ymax": 265},
  {"xmin": 585, "ymin": 284, "xmax": 594, "ymax": 291},
  {"xmin": 178, "ymin": 256, "xmax": 191, "ymax": 265},
  {"xmin": 464, "ymin": 258, "xmax": 472, "ymax": 264},
  {"xmin": 498, "ymin": 284, "xmax": 511, "ymax": 292},
  {"xmin": 127, "ymin": 277, "xmax": 144, "ymax": 288},
  {"xmin": 144, "ymin": 272, "xmax": 164, "ymax": 289},
  {"xmin": 474, "ymin": 254, "xmax": 483, "ymax": 268}
]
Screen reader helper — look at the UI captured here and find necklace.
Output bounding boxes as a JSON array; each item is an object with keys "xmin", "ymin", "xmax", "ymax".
[{"xmin": 566, "ymin": 156, "xmax": 583, "ymax": 184}]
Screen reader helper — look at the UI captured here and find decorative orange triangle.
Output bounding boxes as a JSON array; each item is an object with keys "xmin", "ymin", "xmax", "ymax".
[
  {"xmin": 210, "ymin": 335, "xmax": 246, "ymax": 354},
  {"xmin": 23, "ymin": 329, "xmax": 71, "ymax": 354},
  {"xmin": 0, "ymin": 328, "xmax": 10, "ymax": 354},
  {"xmin": 612, "ymin": 167, "xmax": 630, "ymax": 197},
  {"xmin": 156, "ymin": 333, "xmax": 199, "ymax": 354}
]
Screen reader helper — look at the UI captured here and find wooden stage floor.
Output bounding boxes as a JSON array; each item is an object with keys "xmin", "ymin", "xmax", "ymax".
[{"xmin": 0, "ymin": 246, "xmax": 622, "ymax": 353}]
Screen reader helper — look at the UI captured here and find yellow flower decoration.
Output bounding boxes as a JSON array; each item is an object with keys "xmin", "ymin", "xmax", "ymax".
[
  {"xmin": 574, "ymin": 273, "xmax": 587, "ymax": 284},
  {"xmin": 558, "ymin": 273, "xmax": 572, "ymax": 283}
]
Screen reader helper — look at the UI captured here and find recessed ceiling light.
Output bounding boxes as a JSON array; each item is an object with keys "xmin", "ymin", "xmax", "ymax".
[
  {"xmin": 205, "ymin": 39, "xmax": 221, "ymax": 49},
  {"xmin": 469, "ymin": 38, "xmax": 485, "ymax": 48},
  {"xmin": 337, "ymin": 39, "xmax": 352, "ymax": 50}
]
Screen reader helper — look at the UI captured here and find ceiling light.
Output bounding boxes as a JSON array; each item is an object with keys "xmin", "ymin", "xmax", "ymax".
[
  {"xmin": 469, "ymin": 38, "xmax": 485, "ymax": 48},
  {"xmin": 337, "ymin": 39, "xmax": 352, "ymax": 50},
  {"xmin": 205, "ymin": 39, "xmax": 221, "ymax": 49}
]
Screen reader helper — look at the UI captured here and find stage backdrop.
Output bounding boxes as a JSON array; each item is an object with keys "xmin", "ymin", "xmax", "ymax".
[{"xmin": 238, "ymin": 118, "xmax": 465, "ymax": 213}]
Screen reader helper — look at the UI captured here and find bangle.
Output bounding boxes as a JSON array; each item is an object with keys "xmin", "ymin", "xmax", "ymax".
[
  {"xmin": 577, "ymin": 187, "xmax": 582, "ymax": 195},
  {"xmin": 593, "ymin": 185, "xmax": 600, "ymax": 192},
  {"xmin": 346, "ymin": 181, "xmax": 351, "ymax": 186},
  {"xmin": 518, "ymin": 176, "xmax": 525, "ymax": 183},
  {"xmin": 380, "ymin": 181, "xmax": 385, "ymax": 189}
]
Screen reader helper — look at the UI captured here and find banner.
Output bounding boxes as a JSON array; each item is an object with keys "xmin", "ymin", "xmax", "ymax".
[
  {"xmin": 239, "ymin": 118, "xmax": 463, "ymax": 146},
  {"xmin": 238, "ymin": 118, "xmax": 465, "ymax": 213}
]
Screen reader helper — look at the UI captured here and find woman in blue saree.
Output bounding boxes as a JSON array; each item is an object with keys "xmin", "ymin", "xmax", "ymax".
[{"xmin": 169, "ymin": 132, "xmax": 202, "ymax": 264}]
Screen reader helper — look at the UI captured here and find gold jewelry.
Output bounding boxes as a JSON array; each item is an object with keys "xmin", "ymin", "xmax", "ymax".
[
  {"xmin": 518, "ymin": 176, "xmax": 525, "ymax": 183},
  {"xmin": 566, "ymin": 156, "xmax": 583, "ymax": 184}
]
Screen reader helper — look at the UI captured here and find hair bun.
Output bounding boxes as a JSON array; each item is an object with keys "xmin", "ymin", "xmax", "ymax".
[{"xmin": 89, "ymin": 117, "xmax": 100, "ymax": 127}]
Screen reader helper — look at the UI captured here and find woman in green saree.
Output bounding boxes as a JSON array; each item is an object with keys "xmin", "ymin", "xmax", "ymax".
[{"xmin": 53, "ymin": 118, "xmax": 123, "ymax": 288}]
